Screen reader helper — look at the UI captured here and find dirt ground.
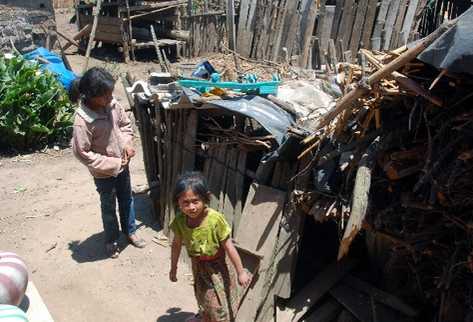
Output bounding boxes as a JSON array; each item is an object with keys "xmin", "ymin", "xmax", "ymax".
[{"xmin": 0, "ymin": 10, "xmax": 197, "ymax": 322}]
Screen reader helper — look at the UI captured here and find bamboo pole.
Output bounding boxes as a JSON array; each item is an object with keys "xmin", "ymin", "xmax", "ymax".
[
  {"xmin": 123, "ymin": 4, "xmax": 184, "ymax": 21},
  {"xmin": 83, "ymin": 0, "xmax": 103, "ymax": 72},
  {"xmin": 308, "ymin": 18, "xmax": 457, "ymax": 136},
  {"xmin": 360, "ymin": 49, "xmax": 443, "ymax": 106},
  {"xmin": 63, "ymin": 24, "xmax": 91, "ymax": 51}
]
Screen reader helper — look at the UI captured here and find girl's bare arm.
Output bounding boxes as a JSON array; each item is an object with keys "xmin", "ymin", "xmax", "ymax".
[
  {"xmin": 223, "ymin": 238, "xmax": 251, "ymax": 287},
  {"xmin": 223, "ymin": 238, "xmax": 244, "ymax": 274},
  {"xmin": 170, "ymin": 235, "xmax": 182, "ymax": 282}
]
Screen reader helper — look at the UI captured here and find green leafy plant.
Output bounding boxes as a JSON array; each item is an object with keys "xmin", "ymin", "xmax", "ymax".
[{"xmin": 0, "ymin": 54, "xmax": 75, "ymax": 149}]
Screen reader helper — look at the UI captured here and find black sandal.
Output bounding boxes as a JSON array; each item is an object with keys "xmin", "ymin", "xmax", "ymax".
[{"xmin": 106, "ymin": 241, "xmax": 120, "ymax": 258}]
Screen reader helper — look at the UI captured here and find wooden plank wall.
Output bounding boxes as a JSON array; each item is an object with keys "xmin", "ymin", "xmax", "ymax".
[
  {"xmin": 135, "ymin": 100, "xmax": 311, "ymax": 321},
  {"xmin": 183, "ymin": 0, "xmax": 227, "ymax": 56},
  {"xmin": 53, "ymin": 0, "xmax": 74, "ymax": 8},
  {"xmin": 177, "ymin": 0, "xmax": 424, "ymax": 68},
  {"xmin": 416, "ymin": 0, "xmax": 471, "ymax": 37},
  {"xmin": 237, "ymin": 0, "xmax": 420, "ymax": 68},
  {"xmin": 185, "ymin": 0, "xmax": 426, "ymax": 66}
]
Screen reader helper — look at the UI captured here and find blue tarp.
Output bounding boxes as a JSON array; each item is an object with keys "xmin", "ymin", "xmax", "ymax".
[{"xmin": 23, "ymin": 47, "xmax": 77, "ymax": 91}]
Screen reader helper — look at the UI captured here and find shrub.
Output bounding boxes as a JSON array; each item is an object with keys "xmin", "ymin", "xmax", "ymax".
[{"xmin": 0, "ymin": 54, "xmax": 75, "ymax": 149}]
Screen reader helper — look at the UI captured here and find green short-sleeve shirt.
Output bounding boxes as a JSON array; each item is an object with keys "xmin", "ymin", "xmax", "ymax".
[{"xmin": 170, "ymin": 208, "xmax": 231, "ymax": 257}]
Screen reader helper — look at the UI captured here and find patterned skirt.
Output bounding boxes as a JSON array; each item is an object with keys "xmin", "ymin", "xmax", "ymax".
[{"xmin": 191, "ymin": 255, "xmax": 240, "ymax": 322}]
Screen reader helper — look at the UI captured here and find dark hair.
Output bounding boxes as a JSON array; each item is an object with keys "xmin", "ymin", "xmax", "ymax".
[
  {"xmin": 69, "ymin": 67, "xmax": 115, "ymax": 103},
  {"xmin": 174, "ymin": 172, "xmax": 210, "ymax": 205}
]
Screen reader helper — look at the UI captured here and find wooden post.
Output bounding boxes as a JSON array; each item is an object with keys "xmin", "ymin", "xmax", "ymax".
[
  {"xmin": 125, "ymin": 0, "xmax": 135, "ymax": 61},
  {"xmin": 56, "ymin": 37, "xmax": 73, "ymax": 71},
  {"xmin": 226, "ymin": 0, "xmax": 236, "ymax": 51},
  {"xmin": 300, "ymin": 0, "xmax": 318, "ymax": 67},
  {"xmin": 226, "ymin": 0, "xmax": 240, "ymax": 71},
  {"xmin": 74, "ymin": 0, "xmax": 81, "ymax": 29},
  {"xmin": 328, "ymin": 39, "xmax": 338, "ymax": 70},
  {"xmin": 187, "ymin": 0, "xmax": 192, "ymax": 17},
  {"xmin": 150, "ymin": 25, "xmax": 168, "ymax": 72},
  {"xmin": 338, "ymin": 137, "xmax": 381, "ymax": 260},
  {"xmin": 400, "ymin": 0, "xmax": 420, "ymax": 45},
  {"xmin": 83, "ymin": 0, "xmax": 103, "ymax": 72},
  {"xmin": 371, "ymin": 0, "xmax": 390, "ymax": 50}
]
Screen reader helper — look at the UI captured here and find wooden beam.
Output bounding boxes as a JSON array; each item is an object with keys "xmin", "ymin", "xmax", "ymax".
[
  {"xmin": 400, "ymin": 0, "xmax": 420, "ymax": 45},
  {"xmin": 236, "ymin": 0, "xmax": 256, "ymax": 57},
  {"xmin": 383, "ymin": 0, "xmax": 401, "ymax": 50},
  {"xmin": 338, "ymin": 137, "xmax": 381, "ymax": 260},
  {"xmin": 343, "ymin": 275, "xmax": 418, "ymax": 317},
  {"xmin": 361, "ymin": 49, "xmax": 443, "ymax": 106},
  {"xmin": 311, "ymin": 19, "xmax": 456, "ymax": 132},
  {"xmin": 55, "ymin": 30, "xmax": 81, "ymax": 49},
  {"xmin": 235, "ymin": 184, "xmax": 286, "ymax": 322},
  {"xmin": 305, "ymin": 298, "xmax": 343, "ymax": 322},
  {"xmin": 360, "ymin": 0, "xmax": 378, "ymax": 49},
  {"xmin": 371, "ymin": 0, "xmax": 391, "ymax": 50},
  {"xmin": 226, "ymin": 0, "xmax": 236, "ymax": 51},
  {"xmin": 150, "ymin": 25, "xmax": 168, "ymax": 72},
  {"xmin": 83, "ymin": 0, "xmax": 103, "ymax": 72},
  {"xmin": 300, "ymin": 0, "xmax": 319, "ymax": 67},
  {"xmin": 349, "ymin": 0, "xmax": 369, "ymax": 55},
  {"xmin": 277, "ymin": 258, "xmax": 358, "ymax": 322},
  {"xmin": 124, "ymin": 4, "xmax": 184, "ymax": 21},
  {"xmin": 63, "ymin": 24, "xmax": 91, "ymax": 51}
]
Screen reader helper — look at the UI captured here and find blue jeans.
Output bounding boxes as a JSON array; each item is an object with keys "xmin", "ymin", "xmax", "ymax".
[{"xmin": 94, "ymin": 167, "xmax": 137, "ymax": 244}]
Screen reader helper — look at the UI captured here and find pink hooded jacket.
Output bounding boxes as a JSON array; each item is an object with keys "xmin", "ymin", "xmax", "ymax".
[{"xmin": 71, "ymin": 99, "xmax": 133, "ymax": 178}]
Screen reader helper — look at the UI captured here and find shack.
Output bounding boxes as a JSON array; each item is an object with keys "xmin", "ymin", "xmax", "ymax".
[
  {"xmin": 75, "ymin": 0, "xmax": 188, "ymax": 62},
  {"xmin": 128, "ymin": 1, "xmax": 473, "ymax": 321}
]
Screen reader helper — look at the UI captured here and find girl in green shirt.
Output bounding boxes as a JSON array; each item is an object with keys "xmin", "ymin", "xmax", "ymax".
[{"xmin": 169, "ymin": 172, "xmax": 251, "ymax": 322}]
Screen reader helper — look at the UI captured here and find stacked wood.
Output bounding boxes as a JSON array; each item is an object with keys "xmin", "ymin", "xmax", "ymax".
[{"xmin": 292, "ymin": 18, "xmax": 473, "ymax": 321}]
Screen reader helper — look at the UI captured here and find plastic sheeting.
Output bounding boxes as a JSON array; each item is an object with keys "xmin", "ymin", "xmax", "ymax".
[
  {"xmin": 417, "ymin": 6, "xmax": 473, "ymax": 75},
  {"xmin": 23, "ymin": 47, "xmax": 77, "ymax": 90},
  {"xmin": 181, "ymin": 88, "xmax": 295, "ymax": 144}
]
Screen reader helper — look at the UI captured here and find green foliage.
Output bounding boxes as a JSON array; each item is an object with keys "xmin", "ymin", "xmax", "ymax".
[{"xmin": 0, "ymin": 54, "xmax": 75, "ymax": 149}]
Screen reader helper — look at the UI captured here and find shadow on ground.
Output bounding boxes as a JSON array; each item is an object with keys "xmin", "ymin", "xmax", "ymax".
[
  {"xmin": 134, "ymin": 192, "xmax": 161, "ymax": 232},
  {"xmin": 69, "ymin": 232, "xmax": 135, "ymax": 263},
  {"xmin": 68, "ymin": 232, "xmax": 109, "ymax": 263},
  {"xmin": 68, "ymin": 192, "xmax": 160, "ymax": 263},
  {"xmin": 156, "ymin": 307, "xmax": 195, "ymax": 322}
]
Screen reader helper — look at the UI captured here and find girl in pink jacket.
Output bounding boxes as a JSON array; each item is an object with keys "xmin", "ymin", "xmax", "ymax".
[{"xmin": 71, "ymin": 67, "xmax": 146, "ymax": 258}]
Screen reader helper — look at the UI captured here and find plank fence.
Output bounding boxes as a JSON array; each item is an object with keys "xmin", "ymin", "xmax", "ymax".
[
  {"xmin": 185, "ymin": 0, "xmax": 470, "ymax": 67},
  {"xmin": 236, "ymin": 0, "xmax": 424, "ymax": 67},
  {"xmin": 183, "ymin": 0, "xmax": 227, "ymax": 56},
  {"xmin": 416, "ymin": 0, "xmax": 471, "ymax": 36}
]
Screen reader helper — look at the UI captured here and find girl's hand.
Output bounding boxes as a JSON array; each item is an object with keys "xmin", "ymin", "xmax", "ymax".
[
  {"xmin": 238, "ymin": 270, "xmax": 251, "ymax": 288},
  {"xmin": 169, "ymin": 268, "xmax": 177, "ymax": 282},
  {"xmin": 124, "ymin": 145, "xmax": 136, "ymax": 159},
  {"xmin": 121, "ymin": 153, "xmax": 129, "ymax": 166}
]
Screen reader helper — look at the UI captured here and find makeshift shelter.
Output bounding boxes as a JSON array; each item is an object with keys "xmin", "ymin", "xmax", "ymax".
[
  {"xmin": 75, "ymin": 0, "xmax": 187, "ymax": 62},
  {"xmin": 129, "ymin": 7, "xmax": 473, "ymax": 322}
]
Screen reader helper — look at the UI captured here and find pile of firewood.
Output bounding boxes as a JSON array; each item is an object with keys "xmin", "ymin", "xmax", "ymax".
[{"xmin": 295, "ymin": 19, "xmax": 473, "ymax": 321}]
